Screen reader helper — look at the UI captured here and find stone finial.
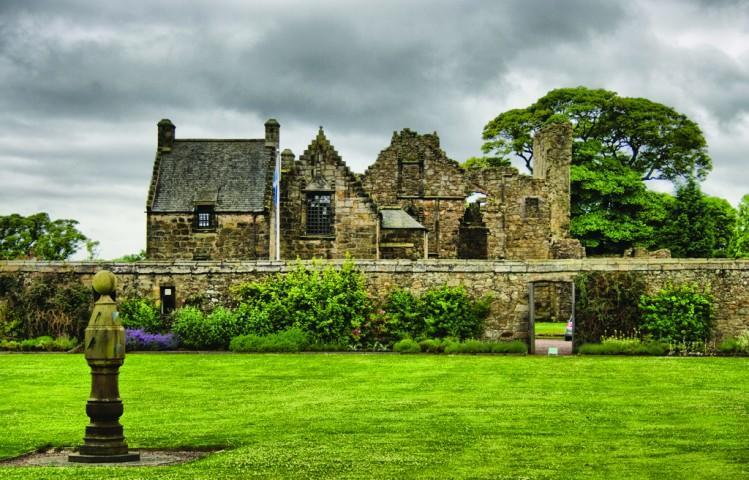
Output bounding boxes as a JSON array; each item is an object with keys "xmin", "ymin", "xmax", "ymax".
[
  {"xmin": 92, "ymin": 270, "xmax": 116, "ymax": 296},
  {"xmin": 157, "ymin": 119, "xmax": 175, "ymax": 152},
  {"xmin": 265, "ymin": 118, "xmax": 280, "ymax": 149}
]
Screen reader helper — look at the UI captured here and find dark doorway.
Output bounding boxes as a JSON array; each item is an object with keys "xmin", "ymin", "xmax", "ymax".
[
  {"xmin": 528, "ymin": 281, "xmax": 575, "ymax": 355},
  {"xmin": 160, "ymin": 286, "xmax": 176, "ymax": 315}
]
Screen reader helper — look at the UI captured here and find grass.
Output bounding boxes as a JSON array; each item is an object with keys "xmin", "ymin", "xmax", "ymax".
[
  {"xmin": 0, "ymin": 354, "xmax": 747, "ymax": 479},
  {"xmin": 534, "ymin": 321, "xmax": 567, "ymax": 337}
]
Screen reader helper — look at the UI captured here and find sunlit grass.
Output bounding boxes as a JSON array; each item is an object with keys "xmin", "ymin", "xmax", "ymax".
[
  {"xmin": 535, "ymin": 321, "xmax": 566, "ymax": 337},
  {"xmin": 0, "ymin": 353, "xmax": 747, "ymax": 479}
]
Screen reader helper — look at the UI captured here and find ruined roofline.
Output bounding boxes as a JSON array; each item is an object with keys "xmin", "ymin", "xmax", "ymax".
[{"xmin": 172, "ymin": 138, "xmax": 266, "ymax": 143}]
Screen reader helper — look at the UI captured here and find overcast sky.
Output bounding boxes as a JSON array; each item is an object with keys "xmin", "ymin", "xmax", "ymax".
[{"xmin": 1, "ymin": 0, "xmax": 748, "ymax": 259}]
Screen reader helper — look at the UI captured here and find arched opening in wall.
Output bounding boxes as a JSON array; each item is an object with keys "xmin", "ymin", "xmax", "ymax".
[
  {"xmin": 528, "ymin": 280, "xmax": 574, "ymax": 355},
  {"xmin": 458, "ymin": 192, "xmax": 488, "ymax": 259}
]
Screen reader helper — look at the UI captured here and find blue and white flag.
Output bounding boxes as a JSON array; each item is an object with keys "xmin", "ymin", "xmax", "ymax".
[
  {"xmin": 272, "ymin": 152, "xmax": 280, "ymax": 206},
  {"xmin": 272, "ymin": 150, "xmax": 281, "ymax": 260}
]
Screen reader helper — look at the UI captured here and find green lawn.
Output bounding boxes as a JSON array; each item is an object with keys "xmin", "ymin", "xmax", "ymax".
[
  {"xmin": 534, "ymin": 322, "xmax": 567, "ymax": 337},
  {"xmin": 0, "ymin": 354, "xmax": 747, "ymax": 479}
]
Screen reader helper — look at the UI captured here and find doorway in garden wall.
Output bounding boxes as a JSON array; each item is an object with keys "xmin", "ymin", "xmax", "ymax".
[{"xmin": 528, "ymin": 280, "xmax": 574, "ymax": 355}]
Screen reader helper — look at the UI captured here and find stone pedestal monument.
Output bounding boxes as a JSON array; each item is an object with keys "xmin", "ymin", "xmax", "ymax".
[{"xmin": 69, "ymin": 270, "xmax": 140, "ymax": 463}]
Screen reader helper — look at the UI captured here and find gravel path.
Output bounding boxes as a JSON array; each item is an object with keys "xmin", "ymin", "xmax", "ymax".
[{"xmin": 535, "ymin": 339, "xmax": 573, "ymax": 355}]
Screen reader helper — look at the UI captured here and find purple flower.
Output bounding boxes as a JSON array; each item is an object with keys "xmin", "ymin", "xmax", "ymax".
[{"xmin": 125, "ymin": 329, "xmax": 179, "ymax": 351}]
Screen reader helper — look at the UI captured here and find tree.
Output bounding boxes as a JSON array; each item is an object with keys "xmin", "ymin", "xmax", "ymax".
[
  {"xmin": 0, "ymin": 213, "xmax": 97, "ymax": 260},
  {"xmin": 482, "ymin": 87, "xmax": 712, "ymax": 180},
  {"xmin": 571, "ymin": 157, "xmax": 673, "ymax": 254},
  {"xmin": 661, "ymin": 179, "xmax": 736, "ymax": 258},
  {"xmin": 461, "ymin": 156, "xmax": 511, "ymax": 170},
  {"xmin": 728, "ymin": 195, "xmax": 749, "ymax": 258},
  {"xmin": 112, "ymin": 250, "xmax": 146, "ymax": 262},
  {"xmin": 481, "ymin": 87, "xmax": 713, "ymax": 254}
]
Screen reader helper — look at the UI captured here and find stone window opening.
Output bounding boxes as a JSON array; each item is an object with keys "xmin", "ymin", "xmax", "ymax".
[
  {"xmin": 524, "ymin": 197, "xmax": 541, "ymax": 219},
  {"xmin": 194, "ymin": 205, "xmax": 216, "ymax": 230},
  {"xmin": 160, "ymin": 286, "xmax": 176, "ymax": 315},
  {"xmin": 306, "ymin": 192, "xmax": 334, "ymax": 236}
]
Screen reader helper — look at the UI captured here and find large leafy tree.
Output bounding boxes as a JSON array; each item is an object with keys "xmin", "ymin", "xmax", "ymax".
[
  {"xmin": 659, "ymin": 179, "xmax": 736, "ymax": 258},
  {"xmin": 481, "ymin": 87, "xmax": 713, "ymax": 254},
  {"xmin": 0, "ymin": 213, "xmax": 97, "ymax": 260},
  {"xmin": 728, "ymin": 194, "xmax": 749, "ymax": 258},
  {"xmin": 482, "ymin": 87, "xmax": 712, "ymax": 180}
]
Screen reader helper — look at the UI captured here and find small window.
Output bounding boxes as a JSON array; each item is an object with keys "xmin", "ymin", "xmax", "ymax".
[
  {"xmin": 160, "ymin": 286, "xmax": 176, "ymax": 314},
  {"xmin": 195, "ymin": 205, "xmax": 216, "ymax": 230},
  {"xmin": 524, "ymin": 197, "xmax": 540, "ymax": 219},
  {"xmin": 306, "ymin": 193, "xmax": 333, "ymax": 235}
]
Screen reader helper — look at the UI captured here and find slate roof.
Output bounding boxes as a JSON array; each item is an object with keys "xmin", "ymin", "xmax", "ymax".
[
  {"xmin": 150, "ymin": 139, "xmax": 270, "ymax": 213},
  {"xmin": 380, "ymin": 208, "xmax": 426, "ymax": 230}
]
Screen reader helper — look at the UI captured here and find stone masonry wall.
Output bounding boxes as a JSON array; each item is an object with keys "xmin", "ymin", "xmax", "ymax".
[
  {"xmin": 280, "ymin": 129, "xmax": 378, "ymax": 259},
  {"xmin": 3, "ymin": 259, "xmax": 748, "ymax": 342},
  {"xmin": 362, "ymin": 129, "xmax": 467, "ymax": 258},
  {"xmin": 147, "ymin": 213, "xmax": 269, "ymax": 260}
]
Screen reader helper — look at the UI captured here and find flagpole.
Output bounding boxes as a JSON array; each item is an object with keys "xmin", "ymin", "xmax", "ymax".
[{"xmin": 274, "ymin": 148, "xmax": 281, "ymax": 261}]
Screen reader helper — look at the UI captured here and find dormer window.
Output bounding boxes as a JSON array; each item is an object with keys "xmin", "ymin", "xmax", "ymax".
[{"xmin": 195, "ymin": 205, "xmax": 216, "ymax": 230}]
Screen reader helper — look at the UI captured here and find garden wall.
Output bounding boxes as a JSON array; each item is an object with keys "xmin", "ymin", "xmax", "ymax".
[{"xmin": 1, "ymin": 259, "xmax": 748, "ymax": 341}]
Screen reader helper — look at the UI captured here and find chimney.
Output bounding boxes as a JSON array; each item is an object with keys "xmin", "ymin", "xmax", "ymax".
[
  {"xmin": 281, "ymin": 148, "xmax": 295, "ymax": 171},
  {"xmin": 157, "ymin": 119, "xmax": 175, "ymax": 152},
  {"xmin": 265, "ymin": 118, "xmax": 280, "ymax": 149}
]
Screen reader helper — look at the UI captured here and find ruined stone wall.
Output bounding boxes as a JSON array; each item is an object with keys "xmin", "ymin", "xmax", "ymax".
[
  {"xmin": 379, "ymin": 229, "xmax": 425, "ymax": 260},
  {"xmin": 280, "ymin": 130, "xmax": 378, "ymax": 259},
  {"xmin": 362, "ymin": 129, "xmax": 468, "ymax": 258},
  {"xmin": 4, "ymin": 259, "xmax": 748, "ymax": 342},
  {"xmin": 466, "ymin": 168, "xmax": 553, "ymax": 260},
  {"xmin": 532, "ymin": 122, "xmax": 573, "ymax": 239},
  {"xmin": 146, "ymin": 213, "xmax": 268, "ymax": 260}
]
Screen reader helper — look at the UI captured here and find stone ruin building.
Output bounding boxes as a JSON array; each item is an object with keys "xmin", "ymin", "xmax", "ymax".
[{"xmin": 146, "ymin": 118, "xmax": 584, "ymax": 261}]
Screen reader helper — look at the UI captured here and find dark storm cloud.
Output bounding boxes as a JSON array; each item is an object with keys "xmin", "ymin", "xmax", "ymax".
[{"xmin": 0, "ymin": 0, "xmax": 629, "ymax": 131}]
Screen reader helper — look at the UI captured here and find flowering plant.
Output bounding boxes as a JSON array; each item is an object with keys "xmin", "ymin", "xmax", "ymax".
[{"xmin": 125, "ymin": 328, "xmax": 179, "ymax": 351}]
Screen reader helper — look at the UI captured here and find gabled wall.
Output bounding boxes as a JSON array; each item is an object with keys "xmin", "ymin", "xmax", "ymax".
[{"xmin": 280, "ymin": 129, "xmax": 379, "ymax": 259}]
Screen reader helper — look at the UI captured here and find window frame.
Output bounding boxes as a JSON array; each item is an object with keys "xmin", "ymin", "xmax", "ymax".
[
  {"xmin": 194, "ymin": 204, "xmax": 217, "ymax": 231},
  {"xmin": 305, "ymin": 191, "xmax": 334, "ymax": 236}
]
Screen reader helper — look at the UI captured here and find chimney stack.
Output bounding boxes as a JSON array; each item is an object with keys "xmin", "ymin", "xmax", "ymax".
[
  {"xmin": 157, "ymin": 119, "xmax": 175, "ymax": 152},
  {"xmin": 265, "ymin": 118, "xmax": 280, "ymax": 149}
]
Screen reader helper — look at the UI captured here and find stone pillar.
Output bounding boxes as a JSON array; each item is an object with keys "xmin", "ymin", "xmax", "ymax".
[
  {"xmin": 532, "ymin": 122, "xmax": 572, "ymax": 238},
  {"xmin": 69, "ymin": 271, "xmax": 140, "ymax": 463},
  {"xmin": 157, "ymin": 119, "xmax": 175, "ymax": 152}
]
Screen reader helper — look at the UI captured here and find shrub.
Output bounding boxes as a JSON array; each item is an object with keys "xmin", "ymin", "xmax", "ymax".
[
  {"xmin": 119, "ymin": 298, "xmax": 163, "ymax": 333},
  {"xmin": 384, "ymin": 286, "xmax": 491, "ymax": 342},
  {"xmin": 384, "ymin": 290, "xmax": 424, "ymax": 339},
  {"xmin": 0, "ymin": 273, "xmax": 92, "ymax": 340},
  {"xmin": 0, "ymin": 335, "xmax": 78, "ymax": 352},
  {"xmin": 421, "ymin": 286, "xmax": 491, "ymax": 340},
  {"xmin": 441, "ymin": 339, "xmax": 527, "ymax": 354},
  {"xmin": 578, "ymin": 338, "xmax": 668, "ymax": 356},
  {"xmin": 231, "ymin": 258, "xmax": 371, "ymax": 344},
  {"xmin": 639, "ymin": 283, "xmax": 713, "ymax": 345},
  {"xmin": 125, "ymin": 329, "xmax": 179, "ymax": 351},
  {"xmin": 173, "ymin": 306, "xmax": 251, "ymax": 350},
  {"xmin": 171, "ymin": 307, "xmax": 210, "ymax": 349},
  {"xmin": 489, "ymin": 340, "xmax": 528, "ymax": 354},
  {"xmin": 574, "ymin": 272, "xmax": 646, "ymax": 348},
  {"xmin": 418, "ymin": 338, "xmax": 446, "ymax": 353},
  {"xmin": 717, "ymin": 331, "xmax": 749, "ymax": 355},
  {"xmin": 393, "ymin": 338, "xmax": 421, "ymax": 353},
  {"xmin": 230, "ymin": 328, "xmax": 309, "ymax": 353}
]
